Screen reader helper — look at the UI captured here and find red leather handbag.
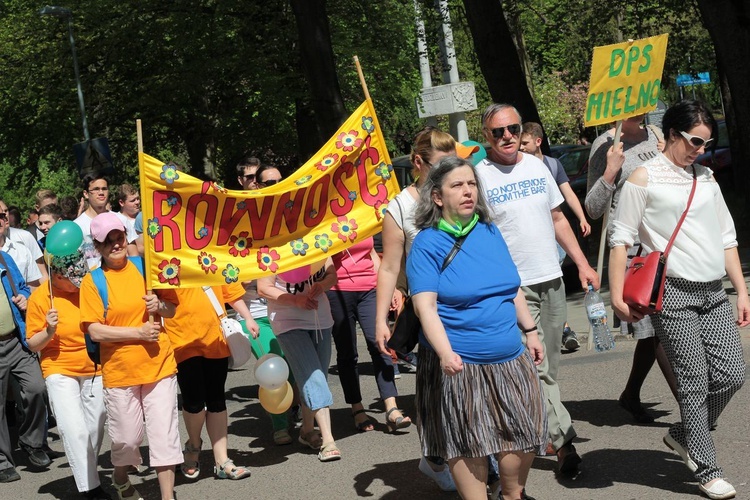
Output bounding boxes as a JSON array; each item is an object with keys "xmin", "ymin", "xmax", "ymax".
[{"xmin": 622, "ymin": 172, "xmax": 697, "ymax": 315}]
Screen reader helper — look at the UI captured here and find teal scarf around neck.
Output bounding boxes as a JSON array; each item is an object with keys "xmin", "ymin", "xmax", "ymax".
[{"xmin": 437, "ymin": 213, "xmax": 479, "ymax": 237}]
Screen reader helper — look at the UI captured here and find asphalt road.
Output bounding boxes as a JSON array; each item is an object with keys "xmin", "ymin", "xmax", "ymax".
[{"xmin": 5, "ymin": 269, "xmax": 750, "ymax": 499}]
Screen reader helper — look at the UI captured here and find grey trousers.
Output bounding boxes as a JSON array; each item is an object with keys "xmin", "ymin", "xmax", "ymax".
[
  {"xmin": 0, "ymin": 335, "xmax": 47, "ymax": 469},
  {"xmin": 521, "ymin": 277, "xmax": 577, "ymax": 450}
]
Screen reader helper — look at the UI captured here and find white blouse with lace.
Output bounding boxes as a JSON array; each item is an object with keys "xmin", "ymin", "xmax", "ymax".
[{"xmin": 610, "ymin": 153, "xmax": 737, "ymax": 282}]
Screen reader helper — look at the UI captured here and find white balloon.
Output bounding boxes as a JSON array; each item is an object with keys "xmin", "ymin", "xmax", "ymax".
[
  {"xmin": 255, "ymin": 356, "xmax": 290, "ymax": 390},
  {"xmin": 253, "ymin": 353, "xmax": 280, "ymax": 378}
]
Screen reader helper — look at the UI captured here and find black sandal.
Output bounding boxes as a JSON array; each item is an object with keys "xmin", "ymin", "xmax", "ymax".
[
  {"xmin": 385, "ymin": 408, "xmax": 412, "ymax": 433},
  {"xmin": 352, "ymin": 409, "xmax": 375, "ymax": 432}
]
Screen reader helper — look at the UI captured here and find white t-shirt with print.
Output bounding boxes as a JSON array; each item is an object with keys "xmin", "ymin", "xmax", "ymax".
[
  {"xmin": 476, "ymin": 153, "xmax": 565, "ymax": 286},
  {"xmin": 75, "ymin": 211, "xmax": 138, "ymax": 271},
  {"xmin": 267, "ymin": 267, "xmax": 334, "ymax": 335},
  {"xmin": 1, "ymin": 239, "xmax": 42, "ymax": 284}
]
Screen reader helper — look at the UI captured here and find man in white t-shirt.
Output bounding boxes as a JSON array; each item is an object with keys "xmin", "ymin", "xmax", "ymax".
[
  {"xmin": 74, "ymin": 173, "xmax": 138, "ymax": 270},
  {"xmin": 476, "ymin": 103, "xmax": 599, "ymax": 477},
  {"xmin": 0, "ymin": 201, "xmax": 45, "ymax": 287},
  {"xmin": 114, "ymin": 183, "xmax": 140, "ymax": 236}
]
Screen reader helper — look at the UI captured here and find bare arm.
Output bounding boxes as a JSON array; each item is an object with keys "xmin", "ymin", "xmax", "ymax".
[
  {"xmin": 227, "ymin": 298, "xmax": 259, "ymax": 338},
  {"xmin": 412, "ymin": 292, "xmax": 462, "ymax": 375},
  {"xmin": 552, "ymin": 207, "xmax": 599, "ymax": 289},
  {"xmin": 85, "ymin": 321, "xmax": 161, "ymax": 343},
  {"xmin": 370, "ymin": 247, "xmax": 381, "ymax": 274},
  {"xmin": 513, "ymin": 290, "xmax": 544, "ymax": 365},
  {"xmin": 375, "ymin": 214, "xmax": 406, "ymax": 353},
  {"xmin": 26, "ymin": 309, "xmax": 58, "ymax": 352},
  {"xmin": 725, "ymin": 247, "xmax": 750, "ymax": 327},
  {"xmin": 558, "ymin": 182, "xmax": 591, "ymax": 237}
]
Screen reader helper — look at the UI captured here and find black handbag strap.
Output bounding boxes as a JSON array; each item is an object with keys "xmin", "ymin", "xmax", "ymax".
[{"xmin": 441, "ymin": 234, "xmax": 467, "ymax": 272}]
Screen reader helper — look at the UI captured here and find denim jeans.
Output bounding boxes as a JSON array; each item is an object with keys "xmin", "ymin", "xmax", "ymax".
[{"xmin": 275, "ymin": 327, "xmax": 333, "ymax": 411}]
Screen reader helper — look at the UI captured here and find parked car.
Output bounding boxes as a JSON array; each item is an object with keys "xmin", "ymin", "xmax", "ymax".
[{"xmin": 695, "ymin": 119, "xmax": 731, "ymax": 184}]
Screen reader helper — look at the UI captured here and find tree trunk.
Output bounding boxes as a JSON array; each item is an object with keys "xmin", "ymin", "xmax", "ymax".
[
  {"xmin": 461, "ymin": 0, "xmax": 541, "ymax": 126},
  {"xmin": 290, "ymin": 0, "xmax": 348, "ymax": 158},
  {"xmin": 696, "ymin": 0, "xmax": 750, "ymax": 210}
]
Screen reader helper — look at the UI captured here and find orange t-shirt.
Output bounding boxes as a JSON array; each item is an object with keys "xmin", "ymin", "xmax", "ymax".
[
  {"xmin": 164, "ymin": 283, "xmax": 244, "ymax": 364},
  {"xmin": 79, "ymin": 261, "xmax": 178, "ymax": 388},
  {"xmin": 26, "ymin": 285, "xmax": 96, "ymax": 378}
]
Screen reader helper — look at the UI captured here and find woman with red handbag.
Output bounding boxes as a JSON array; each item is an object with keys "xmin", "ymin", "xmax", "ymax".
[{"xmin": 608, "ymin": 100, "xmax": 749, "ymax": 500}]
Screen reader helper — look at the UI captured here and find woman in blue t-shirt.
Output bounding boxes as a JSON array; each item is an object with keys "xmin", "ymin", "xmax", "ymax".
[{"xmin": 407, "ymin": 156, "xmax": 547, "ymax": 500}]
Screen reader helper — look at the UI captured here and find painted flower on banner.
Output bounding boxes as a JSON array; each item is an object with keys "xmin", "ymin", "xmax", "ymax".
[
  {"xmin": 348, "ymin": 191, "xmax": 358, "ymax": 202},
  {"xmin": 257, "ymin": 246, "xmax": 280, "ymax": 273},
  {"xmin": 147, "ymin": 218, "xmax": 161, "ymax": 238},
  {"xmin": 374, "ymin": 162, "xmax": 393, "ymax": 181},
  {"xmin": 332, "ymin": 216, "xmax": 358, "ymax": 243},
  {"xmin": 158, "ymin": 258, "xmax": 181, "ymax": 285},
  {"xmin": 374, "ymin": 200, "xmax": 388, "ymax": 221},
  {"xmin": 290, "ymin": 239, "xmax": 309, "ymax": 256},
  {"xmin": 361, "ymin": 116, "xmax": 375, "ymax": 134},
  {"xmin": 229, "ymin": 231, "xmax": 252, "ymax": 258},
  {"xmin": 315, "ymin": 153, "xmax": 339, "ymax": 172},
  {"xmin": 198, "ymin": 252, "xmax": 218, "ymax": 274},
  {"xmin": 222, "ymin": 264, "xmax": 240, "ymax": 284},
  {"xmin": 166, "ymin": 195, "xmax": 178, "ymax": 207},
  {"xmin": 314, "ymin": 234, "xmax": 333, "ymax": 253},
  {"xmin": 197, "ymin": 226, "xmax": 209, "ymax": 239},
  {"xmin": 309, "ymin": 209, "xmax": 319, "ymax": 219},
  {"xmin": 336, "ymin": 130, "xmax": 363, "ymax": 152},
  {"xmin": 285, "ymin": 200, "xmax": 294, "ymax": 210},
  {"xmin": 160, "ymin": 164, "xmax": 180, "ymax": 185},
  {"xmin": 211, "ymin": 182, "xmax": 228, "ymax": 194},
  {"xmin": 237, "ymin": 201, "xmax": 246, "ymax": 210},
  {"xmin": 295, "ymin": 175, "xmax": 312, "ymax": 186}
]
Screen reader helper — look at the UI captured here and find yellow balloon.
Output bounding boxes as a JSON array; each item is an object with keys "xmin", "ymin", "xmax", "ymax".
[
  {"xmin": 44, "ymin": 249, "xmax": 53, "ymax": 266},
  {"xmin": 258, "ymin": 381, "xmax": 293, "ymax": 414}
]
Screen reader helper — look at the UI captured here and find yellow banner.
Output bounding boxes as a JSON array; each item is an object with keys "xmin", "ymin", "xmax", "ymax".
[
  {"xmin": 139, "ymin": 100, "xmax": 399, "ymax": 289},
  {"xmin": 585, "ymin": 34, "xmax": 669, "ymax": 127}
]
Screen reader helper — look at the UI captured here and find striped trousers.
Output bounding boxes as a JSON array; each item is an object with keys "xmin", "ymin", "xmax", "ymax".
[{"xmin": 652, "ymin": 277, "xmax": 745, "ymax": 484}]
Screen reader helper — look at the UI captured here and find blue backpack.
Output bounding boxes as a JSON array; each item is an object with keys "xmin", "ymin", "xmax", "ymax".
[{"xmin": 86, "ymin": 257, "xmax": 145, "ymax": 365}]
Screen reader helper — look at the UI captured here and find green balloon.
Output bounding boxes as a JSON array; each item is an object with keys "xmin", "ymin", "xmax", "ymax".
[{"xmin": 46, "ymin": 221, "xmax": 84, "ymax": 256}]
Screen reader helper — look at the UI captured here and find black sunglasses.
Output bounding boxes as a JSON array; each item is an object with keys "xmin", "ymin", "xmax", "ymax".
[
  {"xmin": 261, "ymin": 179, "xmax": 280, "ymax": 186},
  {"xmin": 240, "ymin": 173, "xmax": 256, "ymax": 181},
  {"xmin": 489, "ymin": 124, "xmax": 522, "ymax": 139},
  {"xmin": 0, "ymin": 213, "xmax": 6, "ymax": 221}
]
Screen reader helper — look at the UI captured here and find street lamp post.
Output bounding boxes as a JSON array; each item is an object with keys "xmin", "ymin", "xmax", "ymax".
[{"xmin": 39, "ymin": 5, "xmax": 90, "ymax": 142}]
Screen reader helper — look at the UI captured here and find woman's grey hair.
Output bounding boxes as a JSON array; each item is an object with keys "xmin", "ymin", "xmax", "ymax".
[{"xmin": 413, "ymin": 156, "xmax": 492, "ymax": 229}]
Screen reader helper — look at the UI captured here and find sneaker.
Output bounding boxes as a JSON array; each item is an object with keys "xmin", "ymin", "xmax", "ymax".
[
  {"xmin": 20, "ymin": 443, "xmax": 51, "ymax": 468},
  {"xmin": 562, "ymin": 327, "xmax": 580, "ymax": 351},
  {"xmin": 0, "ymin": 466, "xmax": 20, "ymax": 483},
  {"xmin": 418, "ymin": 456, "xmax": 456, "ymax": 492},
  {"xmin": 273, "ymin": 429, "xmax": 292, "ymax": 445}
]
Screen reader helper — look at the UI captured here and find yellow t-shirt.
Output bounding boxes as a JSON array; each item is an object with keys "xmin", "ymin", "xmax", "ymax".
[
  {"xmin": 27, "ymin": 285, "xmax": 96, "ymax": 378},
  {"xmin": 79, "ymin": 261, "xmax": 178, "ymax": 388},
  {"xmin": 164, "ymin": 283, "xmax": 244, "ymax": 364}
]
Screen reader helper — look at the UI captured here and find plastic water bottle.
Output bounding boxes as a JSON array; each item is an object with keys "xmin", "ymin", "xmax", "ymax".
[{"xmin": 585, "ymin": 284, "xmax": 615, "ymax": 352}]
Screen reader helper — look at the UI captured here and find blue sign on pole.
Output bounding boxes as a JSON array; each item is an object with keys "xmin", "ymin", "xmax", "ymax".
[{"xmin": 676, "ymin": 72, "xmax": 711, "ymax": 86}]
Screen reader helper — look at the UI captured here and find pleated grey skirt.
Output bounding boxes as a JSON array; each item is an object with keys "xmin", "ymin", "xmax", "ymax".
[{"xmin": 415, "ymin": 346, "xmax": 548, "ymax": 461}]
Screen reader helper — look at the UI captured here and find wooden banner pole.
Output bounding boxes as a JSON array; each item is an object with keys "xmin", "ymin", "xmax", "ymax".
[
  {"xmin": 136, "ymin": 119, "xmax": 155, "ymax": 323},
  {"xmin": 353, "ymin": 56, "xmax": 371, "ymax": 102}
]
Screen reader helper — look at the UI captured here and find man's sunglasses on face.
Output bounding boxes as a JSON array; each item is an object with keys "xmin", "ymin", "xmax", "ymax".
[
  {"xmin": 489, "ymin": 123, "xmax": 522, "ymax": 139},
  {"xmin": 241, "ymin": 174, "xmax": 256, "ymax": 181},
  {"xmin": 0, "ymin": 212, "xmax": 6, "ymax": 221}
]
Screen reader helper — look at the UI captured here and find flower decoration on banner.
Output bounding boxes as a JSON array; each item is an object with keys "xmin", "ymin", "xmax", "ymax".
[
  {"xmin": 228, "ymin": 231, "xmax": 252, "ymax": 258},
  {"xmin": 237, "ymin": 200, "xmax": 247, "ymax": 210},
  {"xmin": 166, "ymin": 196, "xmax": 178, "ymax": 207},
  {"xmin": 222, "ymin": 263, "xmax": 240, "ymax": 284},
  {"xmin": 348, "ymin": 191, "xmax": 358, "ymax": 202},
  {"xmin": 361, "ymin": 116, "xmax": 375, "ymax": 134},
  {"xmin": 374, "ymin": 162, "xmax": 393, "ymax": 182},
  {"xmin": 309, "ymin": 209, "xmax": 319, "ymax": 219},
  {"xmin": 210, "ymin": 182, "xmax": 228, "ymax": 194},
  {"xmin": 285, "ymin": 200, "xmax": 295, "ymax": 210},
  {"xmin": 160, "ymin": 164, "xmax": 180, "ymax": 185},
  {"xmin": 332, "ymin": 216, "xmax": 358, "ymax": 243},
  {"xmin": 374, "ymin": 200, "xmax": 388, "ymax": 221},
  {"xmin": 294, "ymin": 175, "xmax": 312, "ymax": 186},
  {"xmin": 147, "ymin": 218, "xmax": 162, "ymax": 238},
  {"xmin": 197, "ymin": 226, "xmax": 209, "ymax": 239},
  {"xmin": 290, "ymin": 239, "xmax": 309, "ymax": 256},
  {"xmin": 158, "ymin": 258, "xmax": 181, "ymax": 285},
  {"xmin": 315, "ymin": 153, "xmax": 339, "ymax": 172},
  {"xmin": 257, "ymin": 246, "xmax": 280, "ymax": 272},
  {"xmin": 335, "ymin": 130, "xmax": 363, "ymax": 152},
  {"xmin": 314, "ymin": 234, "xmax": 333, "ymax": 253},
  {"xmin": 198, "ymin": 252, "xmax": 218, "ymax": 274}
]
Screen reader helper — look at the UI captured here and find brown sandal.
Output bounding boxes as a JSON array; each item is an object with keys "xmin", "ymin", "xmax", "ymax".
[
  {"xmin": 385, "ymin": 408, "xmax": 412, "ymax": 433},
  {"xmin": 317, "ymin": 442, "xmax": 341, "ymax": 462}
]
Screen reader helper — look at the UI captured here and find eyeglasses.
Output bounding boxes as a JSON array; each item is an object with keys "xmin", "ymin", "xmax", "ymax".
[
  {"xmin": 679, "ymin": 130, "xmax": 714, "ymax": 148},
  {"xmin": 0, "ymin": 213, "xmax": 6, "ymax": 221},
  {"xmin": 240, "ymin": 174, "xmax": 256, "ymax": 181},
  {"xmin": 489, "ymin": 124, "xmax": 522, "ymax": 139},
  {"xmin": 261, "ymin": 179, "xmax": 280, "ymax": 186},
  {"xmin": 88, "ymin": 187, "xmax": 109, "ymax": 193}
]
